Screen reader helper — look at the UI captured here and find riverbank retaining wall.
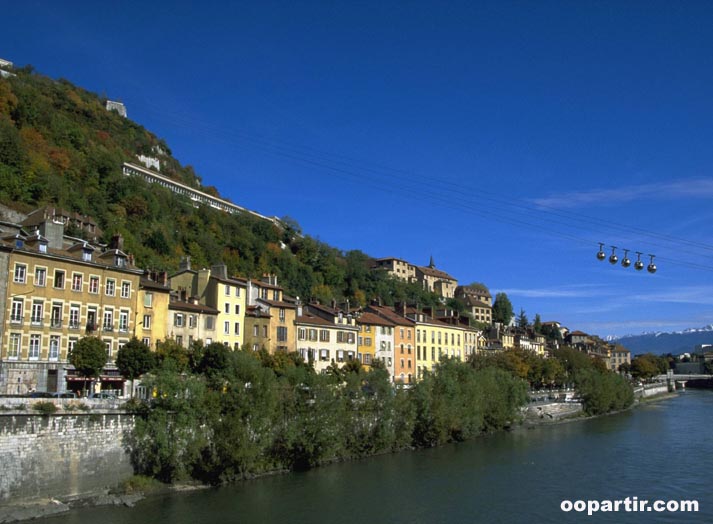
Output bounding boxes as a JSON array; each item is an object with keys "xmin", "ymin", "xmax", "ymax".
[
  {"xmin": 634, "ymin": 382, "xmax": 671, "ymax": 399},
  {"xmin": 0, "ymin": 413, "xmax": 135, "ymax": 503},
  {"xmin": 524, "ymin": 402, "xmax": 583, "ymax": 422}
]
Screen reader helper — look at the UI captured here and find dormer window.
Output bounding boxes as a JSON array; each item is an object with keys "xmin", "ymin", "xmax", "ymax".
[
  {"xmin": 15, "ymin": 239, "xmax": 24, "ymax": 248},
  {"xmin": 39, "ymin": 242, "xmax": 48, "ymax": 253},
  {"xmin": 115, "ymin": 255, "xmax": 126, "ymax": 267},
  {"xmin": 82, "ymin": 248, "xmax": 92, "ymax": 261}
]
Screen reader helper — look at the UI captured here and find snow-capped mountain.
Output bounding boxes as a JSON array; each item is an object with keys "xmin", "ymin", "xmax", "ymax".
[{"xmin": 611, "ymin": 325, "xmax": 713, "ymax": 355}]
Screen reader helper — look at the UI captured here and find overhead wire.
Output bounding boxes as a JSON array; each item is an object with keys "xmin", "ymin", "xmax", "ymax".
[{"xmin": 132, "ymin": 104, "xmax": 713, "ymax": 273}]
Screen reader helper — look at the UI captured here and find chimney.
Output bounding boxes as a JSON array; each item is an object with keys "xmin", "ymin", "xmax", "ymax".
[
  {"xmin": 211, "ymin": 264, "xmax": 227, "ymax": 280},
  {"xmin": 179, "ymin": 256, "xmax": 191, "ymax": 271},
  {"xmin": 110, "ymin": 234, "xmax": 124, "ymax": 251}
]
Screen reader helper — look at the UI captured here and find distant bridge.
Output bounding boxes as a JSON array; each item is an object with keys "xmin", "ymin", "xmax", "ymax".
[{"xmin": 654, "ymin": 374, "xmax": 713, "ymax": 381}]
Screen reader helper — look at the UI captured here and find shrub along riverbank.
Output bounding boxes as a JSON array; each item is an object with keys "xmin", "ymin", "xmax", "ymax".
[{"xmin": 125, "ymin": 343, "xmax": 633, "ymax": 485}]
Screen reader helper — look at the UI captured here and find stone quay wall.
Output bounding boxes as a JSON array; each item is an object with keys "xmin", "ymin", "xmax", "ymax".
[{"xmin": 0, "ymin": 413, "xmax": 135, "ymax": 503}]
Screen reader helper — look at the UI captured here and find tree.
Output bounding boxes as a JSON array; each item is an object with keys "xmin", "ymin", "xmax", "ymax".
[
  {"xmin": 516, "ymin": 308, "xmax": 529, "ymax": 329},
  {"xmin": 69, "ymin": 336, "xmax": 108, "ymax": 395},
  {"xmin": 116, "ymin": 338, "xmax": 156, "ymax": 397},
  {"xmin": 533, "ymin": 314, "xmax": 542, "ymax": 334},
  {"xmin": 492, "ymin": 292, "xmax": 514, "ymax": 325}
]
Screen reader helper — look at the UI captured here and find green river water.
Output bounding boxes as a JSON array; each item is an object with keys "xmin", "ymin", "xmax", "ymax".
[{"xmin": 39, "ymin": 390, "xmax": 712, "ymax": 524}]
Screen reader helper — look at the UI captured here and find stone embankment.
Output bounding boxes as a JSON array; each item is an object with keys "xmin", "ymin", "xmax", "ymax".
[{"xmin": 0, "ymin": 412, "xmax": 135, "ymax": 508}]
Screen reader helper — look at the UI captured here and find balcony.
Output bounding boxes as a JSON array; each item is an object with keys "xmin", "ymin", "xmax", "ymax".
[
  {"xmin": 30, "ymin": 318, "xmax": 43, "ymax": 327},
  {"xmin": 68, "ymin": 321, "xmax": 80, "ymax": 330},
  {"xmin": 103, "ymin": 325, "xmax": 114, "ymax": 332},
  {"xmin": 10, "ymin": 315, "xmax": 23, "ymax": 324},
  {"xmin": 50, "ymin": 319, "xmax": 62, "ymax": 329}
]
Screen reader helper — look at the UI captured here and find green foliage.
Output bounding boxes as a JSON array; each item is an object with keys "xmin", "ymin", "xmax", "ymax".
[
  {"xmin": 127, "ymin": 349, "xmax": 529, "ymax": 484},
  {"xmin": 630, "ymin": 353, "xmax": 668, "ymax": 380},
  {"xmin": 32, "ymin": 401, "xmax": 57, "ymax": 415},
  {"xmin": 116, "ymin": 338, "xmax": 155, "ymax": 380},
  {"xmin": 516, "ymin": 308, "xmax": 529, "ymax": 328},
  {"xmin": 0, "ymin": 71, "xmax": 452, "ymax": 307},
  {"xmin": 69, "ymin": 336, "xmax": 108, "ymax": 380},
  {"xmin": 574, "ymin": 368, "xmax": 634, "ymax": 415},
  {"xmin": 492, "ymin": 292, "xmax": 514, "ymax": 325}
]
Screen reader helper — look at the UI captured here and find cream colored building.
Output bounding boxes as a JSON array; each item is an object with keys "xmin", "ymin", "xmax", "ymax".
[
  {"xmin": 0, "ymin": 225, "xmax": 142, "ymax": 394},
  {"xmin": 170, "ymin": 260, "xmax": 246, "ymax": 350},
  {"xmin": 295, "ymin": 303, "xmax": 359, "ymax": 374}
]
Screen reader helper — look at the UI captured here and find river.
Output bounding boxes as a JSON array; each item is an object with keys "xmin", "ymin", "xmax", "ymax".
[{"xmin": 40, "ymin": 390, "xmax": 712, "ymax": 524}]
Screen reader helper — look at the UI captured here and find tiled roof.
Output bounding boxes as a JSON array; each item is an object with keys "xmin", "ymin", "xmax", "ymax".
[
  {"xmin": 258, "ymin": 298, "xmax": 296, "ymax": 309},
  {"xmin": 366, "ymin": 305, "xmax": 415, "ymax": 326},
  {"xmin": 416, "ymin": 265, "xmax": 456, "ymax": 281},
  {"xmin": 295, "ymin": 314, "xmax": 338, "ymax": 327},
  {"xmin": 357, "ymin": 312, "xmax": 395, "ymax": 327}
]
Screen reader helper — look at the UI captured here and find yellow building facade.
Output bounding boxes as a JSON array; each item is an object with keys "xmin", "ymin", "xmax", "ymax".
[{"xmin": 0, "ymin": 232, "xmax": 142, "ymax": 394}]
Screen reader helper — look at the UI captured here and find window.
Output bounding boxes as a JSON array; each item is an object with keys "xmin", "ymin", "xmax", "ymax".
[
  {"xmin": 279, "ymin": 308, "xmax": 285, "ymax": 322},
  {"xmin": 277, "ymin": 326, "xmax": 287, "ymax": 342},
  {"xmin": 235, "ymin": 287, "xmax": 241, "ymax": 297},
  {"xmin": 89, "ymin": 276, "xmax": 99, "ymax": 294},
  {"xmin": 121, "ymin": 281, "xmax": 131, "ymax": 299},
  {"xmin": 69, "ymin": 305, "xmax": 80, "ymax": 329},
  {"xmin": 13, "ymin": 264, "xmax": 26, "ymax": 284},
  {"xmin": 308, "ymin": 329, "xmax": 318, "ymax": 341},
  {"xmin": 205, "ymin": 316, "xmax": 215, "ymax": 330},
  {"xmin": 142, "ymin": 337, "xmax": 151, "ymax": 347},
  {"xmin": 253, "ymin": 325, "xmax": 259, "ymax": 337},
  {"xmin": 234, "ymin": 322, "xmax": 240, "ymax": 335},
  {"xmin": 225, "ymin": 303, "xmax": 230, "ymax": 314},
  {"xmin": 105, "ymin": 279, "xmax": 115, "ymax": 296},
  {"xmin": 263, "ymin": 325, "xmax": 267, "ymax": 337},
  {"xmin": 144, "ymin": 292, "xmax": 153, "ymax": 308},
  {"xmin": 407, "ymin": 330, "xmax": 412, "ymax": 340},
  {"xmin": 8, "ymin": 333, "xmax": 20, "ymax": 359},
  {"xmin": 400, "ymin": 328, "xmax": 404, "ymax": 339},
  {"xmin": 29, "ymin": 335, "xmax": 41, "ymax": 359},
  {"xmin": 119, "ymin": 310, "xmax": 129, "ymax": 332},
  {"xmin": 104, "ymin": 340, "xmax": 112, "ymax": 359},
  {"xmin": 298, "ymin": 328, "xmax": 306, "ymax": 341},
  {"xmin": 54, "ymin": 270, "xmax": 65, "ymax": 289},
  {"xmin": 49, "ymin": 336, "xmax": 60, "ymax": 360},
  {"xmin": 72, "ymin": 273, "xmax": 83, "ymax": 292},
  {"xmin": 174, "ymin": 313, "xmax": 184, "ymax": 327},
  {"xmin": 189, "ymin": 315, "xmax": 196, "ymax": 328},
  {"xmin": 235, "ymin": 304, "xmax": 240, "ymax": 315},
  {"xmin": 51, "ymin": 303, "xmax": 62, "ymax": 328},
  {"xmin": 224, "ymin": 321, "xmax": 230, "ymax": 335},
  {"xmin": 143, "ymin": 314, "xmax": 152, "ymax": 329},
  {"xmin": 11, "ymin": 299, "xmax": 23, "ymax": 323},
  {"xmin": 103, "ymin": 309, "xmax": 114, "ymax": 331},
  {"xmin": 35, "ymin": 267, "xmax": 47, "ymax": 287},
  {"xmin": 225, "ymin": 284, "xmax": 231, "ymax": 296},
  {"xmin": 363, "ymin": 353, "xmax": 372, "ymax": 365},
  {"xmin": 176, "ymin": 335, "xmax": 183, "ymax": 346},
  {"xmin": 31, "ymin": 301, "xmax": 44, "ymax": 325},
  {"xmin": 320, "ymin": 329, "xmax": 330, "ymax": 342},
  {"xmin": 88, "ymin": 307, "xmax": 98, "ymax": 331}
]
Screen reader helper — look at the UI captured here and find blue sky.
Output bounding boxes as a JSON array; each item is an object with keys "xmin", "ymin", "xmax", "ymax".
[{"xmin": 4, "ymin": 1, "xmax": 713, "ymax": 338}]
